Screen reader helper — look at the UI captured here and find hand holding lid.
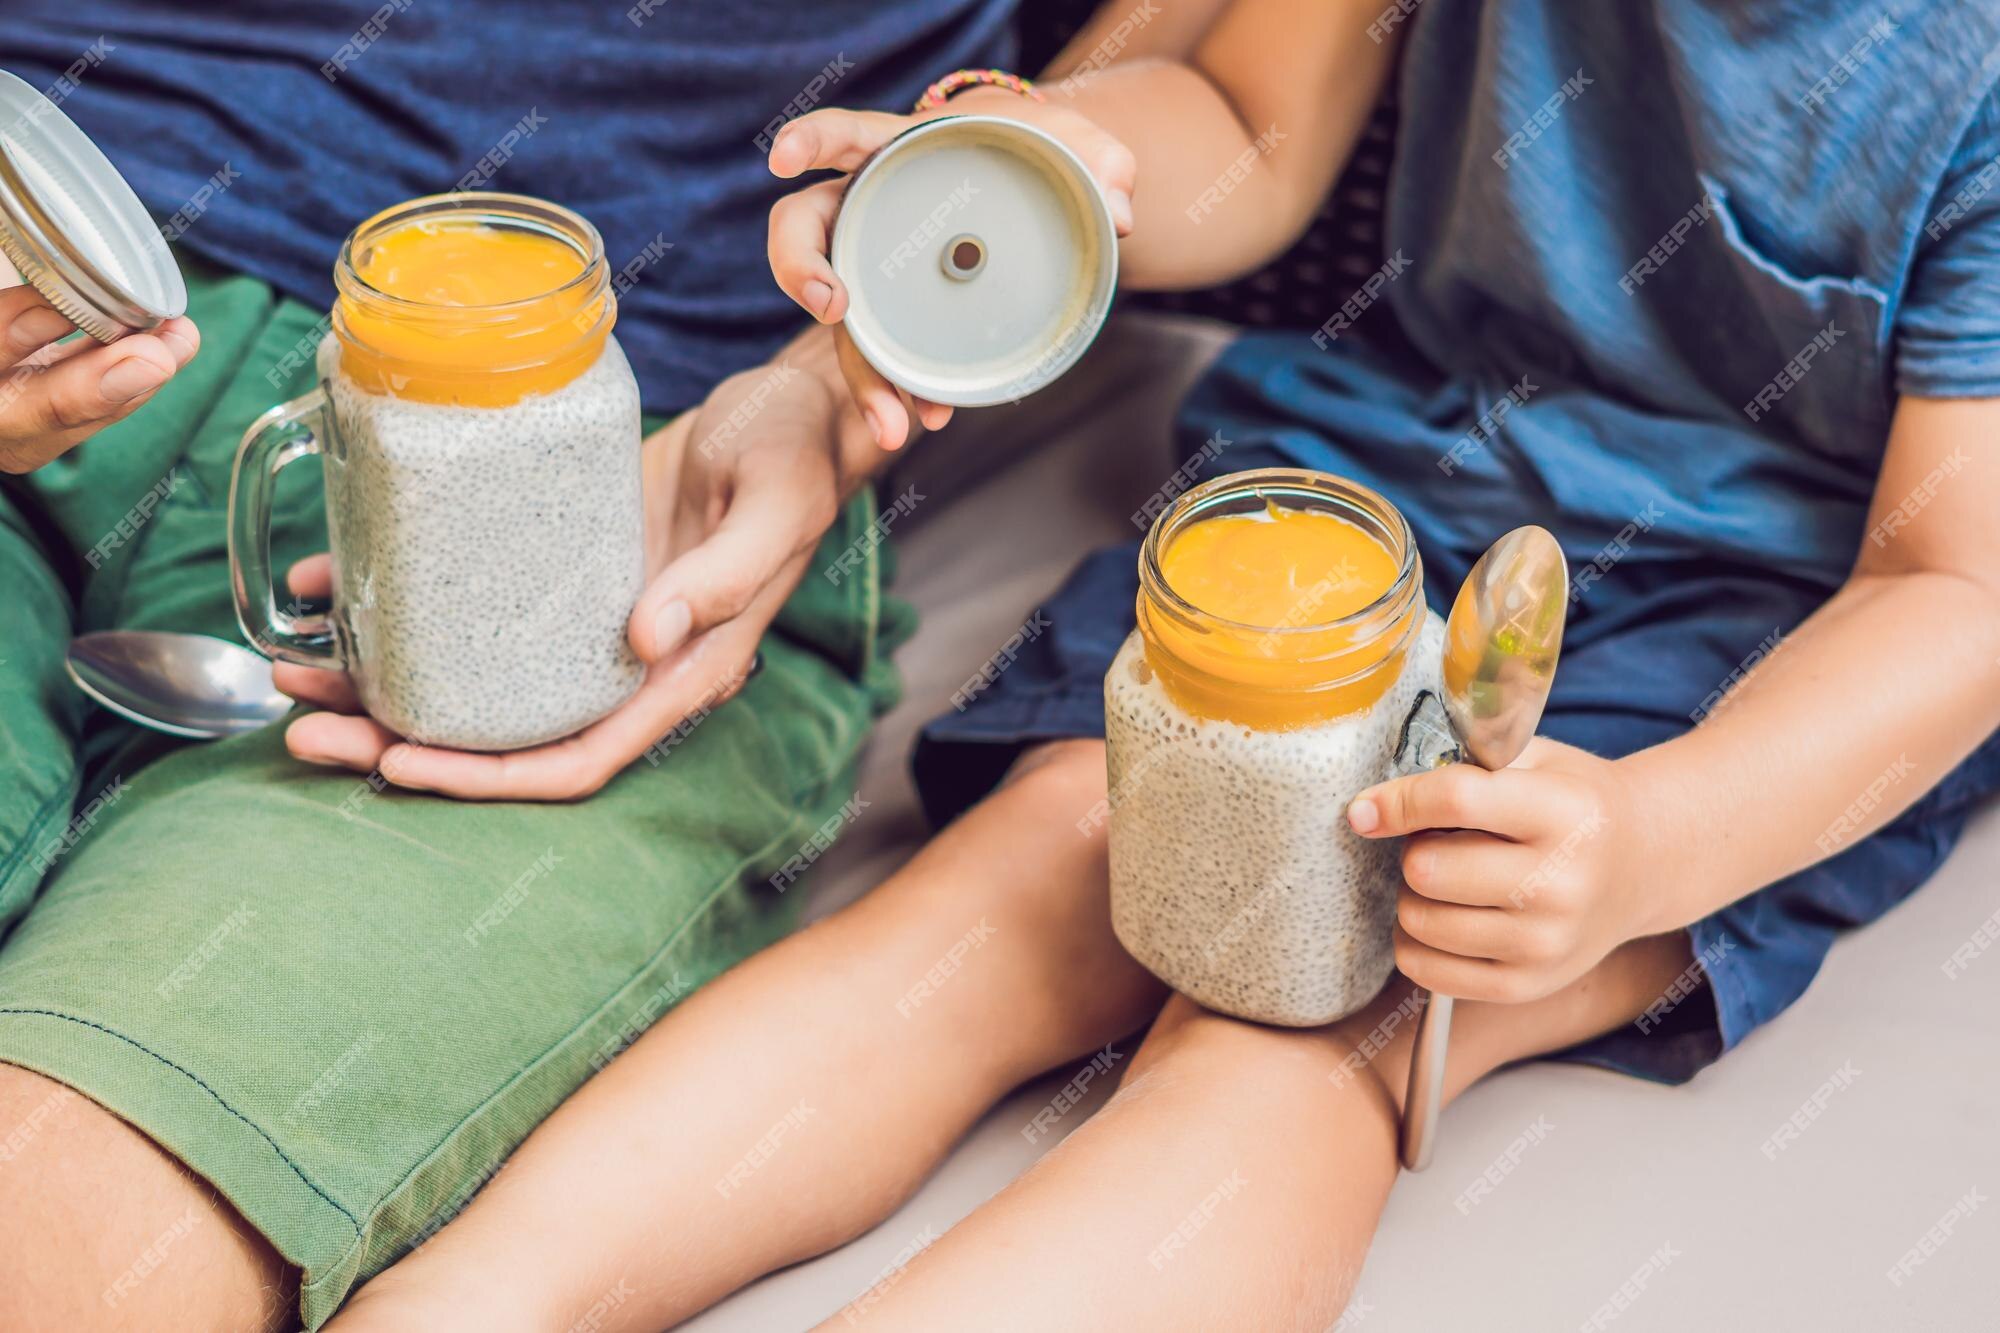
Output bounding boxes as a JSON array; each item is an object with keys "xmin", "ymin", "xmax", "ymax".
[{"xmin": 0, "ymin": 68, "xmax": 196, "ymax": 473}]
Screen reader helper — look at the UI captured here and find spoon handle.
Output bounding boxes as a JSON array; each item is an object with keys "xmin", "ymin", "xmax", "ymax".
[
  {"xmin": 1399, "ymin": 991, "xmax": 1452, "ymax": 1169},
  {"xmin": 1390, "ymin": 689, "xmax": 1464, "ymax": 1172}
]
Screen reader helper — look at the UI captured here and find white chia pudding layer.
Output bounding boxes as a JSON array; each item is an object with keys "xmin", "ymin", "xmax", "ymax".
[
  {"xmin": 318, "ymin": 334, "xmax": 646, "ymax": 751},
  {"xmin": 1105, "ymin": 611, "xmax": 1444, "ymax": 1027}
]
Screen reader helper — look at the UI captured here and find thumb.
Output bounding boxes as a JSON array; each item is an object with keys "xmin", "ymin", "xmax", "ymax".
[
  {"xmin": 1, "ymin": 325, "xmax": 194, "ymax": 468},
  {"xmin": 628, "ymin": 463, "xmax": 816, "ymax": 663},
  {"xmin": 767, "ymin": 108, "xmax": 913, "ymax": 179}
]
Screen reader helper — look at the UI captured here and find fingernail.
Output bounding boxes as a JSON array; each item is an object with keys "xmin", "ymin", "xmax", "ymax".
[
  {"xmin": 100, "ymin": 357, "xmax": 169, "ymax": 404},
  {"xmin": 9, "ymin": 306, "xmax": 73, "ymax": 351},
  {"xmin": 803, "ymin": 279, "xmax": 834, "ymax": 319},
  {"xmin": 1348, "ymin": 797, "xmax": 1379, "ymax": 835},
  {"xmin": 1108, "ymin": 189, "xmax": 1134, "ymax": 233},
  {"xmin": 159, "ymin": 327, "xmax": 196, "ymax": 363},
  {"xmin": 293, "ymin": 749, "xmax": 339, "ymax": 767},
  {"xmin": 651, "ymin": 599, "xmax": 692, "ymax": 658},
  {"xmin": 864, "ymin": 409, "xmax": 883, "ymax": 444}
]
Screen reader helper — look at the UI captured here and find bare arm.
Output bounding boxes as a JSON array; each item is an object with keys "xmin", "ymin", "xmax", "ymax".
[
  {"xmin": 1038, "ymin": 0, "xmax": 1234, "ymax": 86},
  {"xmin": 1044, "ymin": 0, "xmax": 1401, "ymax": 288},
  {"xmin": 1624, "ymin": 395, "xmax": 2000, "ymax": 933},
  {"xmin": 1358, "ymin": 395, "xmax": 2000, "ymax": 1004}
]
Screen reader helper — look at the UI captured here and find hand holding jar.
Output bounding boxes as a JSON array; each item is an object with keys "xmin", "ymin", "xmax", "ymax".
[
  {"xmin": 272, "ymin": 330, "xmax": 855, "ymax": 801},
  {"xmin": 1348, "ymin": 736, "xmax": 1659, "ymax": 1006},
  {"xmin": 246, "ymin": 194, "xmax": 859, "ymax": 799}
]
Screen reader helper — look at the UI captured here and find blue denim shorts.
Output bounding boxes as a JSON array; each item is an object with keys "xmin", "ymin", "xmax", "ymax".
[{"xmin": 914, "ymin": 345, "xmax": 2000, "ymax": 1085}]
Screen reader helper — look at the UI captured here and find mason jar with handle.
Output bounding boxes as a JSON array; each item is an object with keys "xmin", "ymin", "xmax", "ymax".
[
  {"xmin": 1105, "ymin": 469, "xmax": 1450, "ymax": 1026},
  {"xmin": 1106, "ymin": 464, "xmax": 1565, "ymax": 1043},
  {"xmin": 229, "ymin": 192, "xmax": 646, "ymax": 752}
]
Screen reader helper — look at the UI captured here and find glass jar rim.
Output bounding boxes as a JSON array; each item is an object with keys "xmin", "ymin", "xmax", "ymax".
[
  {"xmin": 1138, "ymin": 467, "xmax": 1420, "ymax": 639},
  {"xmin": 333, "ymin": 191, "xmax": 607, "ymax": 316}
]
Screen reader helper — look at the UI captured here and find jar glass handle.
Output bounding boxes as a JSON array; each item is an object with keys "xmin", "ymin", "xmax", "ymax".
[
  {"xmin": 228, "ymin": 387, "xmax": 344, "ymax": 668},
  {"xmin": 1393, "ymin": 689, "xmax": 1463, "ymax": 774}
]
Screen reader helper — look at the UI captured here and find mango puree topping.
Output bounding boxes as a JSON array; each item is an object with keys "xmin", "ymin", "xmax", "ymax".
[
  {"xmin": 338, "ymin": 216, "xmax": 610, "ymax": 407},
  {"xmin": 1143, "ymin": 504, "xmax": 1416, "ymax": 729}
]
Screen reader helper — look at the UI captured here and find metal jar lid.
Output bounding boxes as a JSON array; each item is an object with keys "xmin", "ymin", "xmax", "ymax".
[
  {"xmin": 0, "ymin": 68, "xmax": 186, "ymax": 342},
  {"xmin": 831, "ymin": 115, "xmax": 1117, "ymax": 407}
]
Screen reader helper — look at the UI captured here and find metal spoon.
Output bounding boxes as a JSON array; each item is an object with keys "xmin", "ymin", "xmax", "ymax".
[
  {"xmin": 66, "ymin": 629, "xmax": 291, "ymax": 739},
  {"xmin": 1398, "ymin": 525, "xmax": 1569, "ymax": 1171}
]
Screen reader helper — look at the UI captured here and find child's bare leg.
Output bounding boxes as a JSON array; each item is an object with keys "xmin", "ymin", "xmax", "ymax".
[
  {"xmin": 329, "ymin": 740, "xmax": 1162, "ymax": 1332},
  {"xmin": 832, "ymin": 931, "xmax": 1695, "ymax": 1333}
]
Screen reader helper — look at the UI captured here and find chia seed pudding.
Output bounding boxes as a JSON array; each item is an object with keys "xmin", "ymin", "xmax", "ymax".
[
  {"xmin": 317, "ymin": 332, "xmax": 645, "ymax": 751},
  {"xmin": 1105, "ymin": 611, "xmax": 1444, "ymax": 1027}
]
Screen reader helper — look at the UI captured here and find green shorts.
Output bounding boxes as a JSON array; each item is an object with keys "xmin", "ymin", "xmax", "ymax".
[{"xmin": 0, "ymin": 259, "xmax": 908, "ymax": 1327}]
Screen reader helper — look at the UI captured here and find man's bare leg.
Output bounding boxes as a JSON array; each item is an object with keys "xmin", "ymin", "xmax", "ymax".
[
  {"xmin": 833, "ymin": 932, "xmax": 1696, "ymax": 1332},
  {"xmin": 0, "ymin": 1064, "xmax": 296, "ymax": 1332},
  {"xmin": 331, "ymin": 740, "xmax": 1165, "ymax": 1332}
]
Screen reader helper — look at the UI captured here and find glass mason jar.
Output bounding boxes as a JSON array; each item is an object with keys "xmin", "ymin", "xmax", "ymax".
[
  {"xmin": 1105, "ymin": 468, "xmax": 1445, "ymax": 1026},
  {"xmin": 229, "ymin": 192, "xmax": 646, "ymax": 752}
]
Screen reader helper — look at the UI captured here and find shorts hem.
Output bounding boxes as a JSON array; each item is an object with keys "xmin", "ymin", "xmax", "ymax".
[
  {"xmin": 0, "ymin": 1006, "xmax": 363, "ymax": 1285},
  {"xmin": 0, "ymin": 730, "xmax": 866, "ymax": 1330}
]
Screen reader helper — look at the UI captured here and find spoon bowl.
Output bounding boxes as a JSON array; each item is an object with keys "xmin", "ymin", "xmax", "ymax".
[
  {"xmin": 1439, "ymin": 524, "xmax": 1569, "ymax": 767},
  {"xmin": 66, "ymin": 630, "xmax": 291, "ymax": 740}
]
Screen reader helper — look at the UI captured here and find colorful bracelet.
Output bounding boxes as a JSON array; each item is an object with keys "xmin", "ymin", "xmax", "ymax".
[{"xmin": 913, "ymin": 69, "xmax": 1046, "ymax": 114}]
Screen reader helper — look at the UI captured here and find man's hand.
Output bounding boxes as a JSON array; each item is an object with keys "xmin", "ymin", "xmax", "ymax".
[
  {"xmin": 0, "ymin": 286, "xmax": 199, "ymax": 473},
  {"xmin": 1347, "ymin": 738, "xmax": 1658, "ymax": 1005},
  {"xmin": 274, "ymin": 357, "xmax": 851, "ymax": 801}
]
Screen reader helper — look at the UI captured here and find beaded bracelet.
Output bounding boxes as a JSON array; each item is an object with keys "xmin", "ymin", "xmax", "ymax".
[{"xmin": 913, "ymin": 68, "xmax": 1046, "ymax": 114}]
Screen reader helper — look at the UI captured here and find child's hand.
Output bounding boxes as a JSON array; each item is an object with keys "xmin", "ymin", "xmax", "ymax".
[
  {"xmin": 1346, "ymin": 738, "xmax": 1658, "ymax": 1005},
  {"xmin": 765, "ymin": 97, "xmax": 1136, "ymax": 450}
]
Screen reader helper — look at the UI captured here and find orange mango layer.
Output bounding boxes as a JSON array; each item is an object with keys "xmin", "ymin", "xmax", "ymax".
[
  {"xmin": 338, "ymin": 217, "xmax": 608, "ymax": 407},
  {"xmin": 1144, "ymin": 504, "xmax": 1415, "ymax": 729}
]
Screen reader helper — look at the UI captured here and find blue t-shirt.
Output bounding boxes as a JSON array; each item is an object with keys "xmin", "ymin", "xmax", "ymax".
[
  {"xmin": 1180, "ymin": 3, "xmax": 2000, "ymax": 596},
  {"xmin": 3, "ymin": 1, "xmax": 1014, "ymax": 413}
]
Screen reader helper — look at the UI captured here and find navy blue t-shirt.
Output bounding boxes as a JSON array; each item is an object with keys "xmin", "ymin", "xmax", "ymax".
[{"xmin": 3, "ymin": 1, "xmax": 1015, "ymax": 412}]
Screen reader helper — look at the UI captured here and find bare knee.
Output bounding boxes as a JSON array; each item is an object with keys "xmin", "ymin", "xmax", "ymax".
[
  {"xmin": 0, "ymin": 1063, "xmax": 295, "ymax": 1333},
  {"xmin": 958, "ymin": 739, "xmax": 1111, "ymax": 924},
  {"xmin": 1000, "ymin": 737, "xmax": 1107, "ymax": 813},
  {"xmin": 960, "ymin": 738, "xmax": 1162, "ymax": 1052},
  {"xmin": 1062, "ymin": 996, "xmax": 1395, "ymax": 1323},
  {"xmin": 1132, "ymin": 994, "xmax": 1401, "ymax": 1122}
]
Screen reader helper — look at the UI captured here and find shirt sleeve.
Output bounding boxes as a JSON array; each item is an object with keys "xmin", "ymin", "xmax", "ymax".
[{"xmin": 1896, "ymin": 84, "xmax": 2000, "ymax": 398}]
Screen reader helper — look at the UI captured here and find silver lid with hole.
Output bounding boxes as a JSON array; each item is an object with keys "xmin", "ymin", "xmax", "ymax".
[
  {"xmin": 831, "ymin": 115, "xmax": 1116, "ymax": 407},
  {"xmin": 0, "ymin": 68, "xmax": 186, "ymax": 343}
]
